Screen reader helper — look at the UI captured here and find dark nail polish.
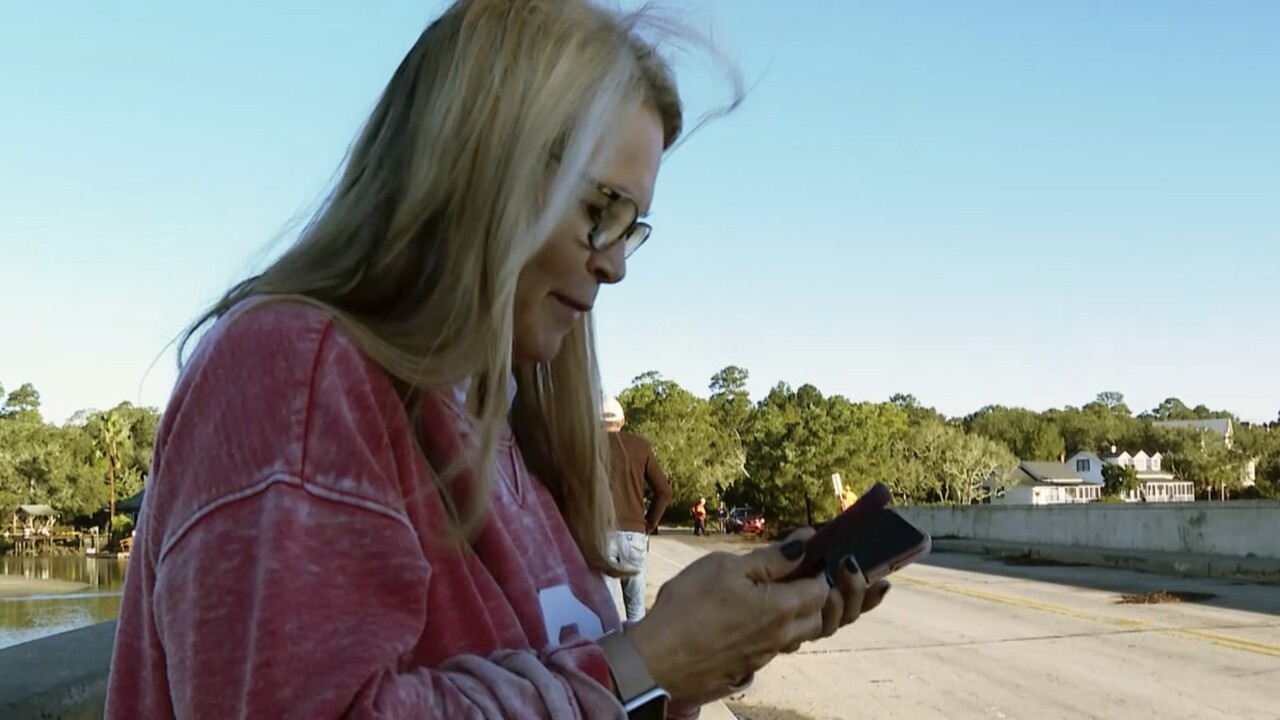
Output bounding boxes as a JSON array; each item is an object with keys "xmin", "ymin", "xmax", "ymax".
[
  {"xmin": 881, "ymin": 582, "xmax": 892, "ymax": 598},
  {"xmin": 780, "ymin": 540, "xmax": 805, "ymax": 561},
  {"xmin": 844, "ymin": 555, "xmax": 862, "ymax": 576}
]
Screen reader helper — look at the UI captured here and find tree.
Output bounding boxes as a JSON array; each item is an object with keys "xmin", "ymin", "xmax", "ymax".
[
  {"xmin": 900, "ymin": 421, "xmax": 1017, "ymax": 505},
  {"xmin": 1156, "ymin": 426, "xmax": 1248, "ymax": 500},
  {"xmin": 1148, "ymin": 397, "xmax": 1195, "ymax": 421},
  {"xmin": 1101, "ymin": 463, "xmax": 1139, "ymax": 498},
  {"xmin": 741, "ymin": 383, "xmax": 823, "ymax": 524},
  {"xmin": 739, "ymin": 383, "xmax": 861, "ymax": 525},
  {"xmin": 619, "ymin": 372, "xmax": 740, "ymax": 518},
  {"xmin": 709, "ymin": 366, "xmax": 751, "ymax": 432},
  {"xmin": 965, "ymin": 406, "xmax": 1063, "ymax": 461},
  {"xmin": 707, "ymin": 366, "xmax": 752, "ymax": 483},
  {"xmin": 1095, "ymin": 391, "xmax": 1128, "ymax": 413},
  {"xmin": 94, "ymin": 410, "xmax": 132, "ymax": 530},
  {"xmin": 5, "ymin": 371, "xmax": 1274, "ymax": 541},
  {"xmin": 890, "ymin": 393, "xmax": 944, "ymax": 425},
  {"xmin": 0, "ymin": 382, "xmax": 43, "ymax": 423}
]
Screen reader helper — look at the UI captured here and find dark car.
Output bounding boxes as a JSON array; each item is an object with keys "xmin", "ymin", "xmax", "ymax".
[{"xmin": 725, "ymin": 507, "xmax": 765, "ymax": 535}]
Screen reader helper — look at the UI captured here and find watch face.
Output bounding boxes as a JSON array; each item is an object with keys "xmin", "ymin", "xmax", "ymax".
[{"xmin": 622, "ymin": 686, "xmax": 670, "ymax": 720}]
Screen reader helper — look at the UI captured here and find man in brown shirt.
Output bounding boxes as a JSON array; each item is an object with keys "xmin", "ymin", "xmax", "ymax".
[{"xmin": 602, "ymin": 395, "xmax": 673, "ymax": 621}]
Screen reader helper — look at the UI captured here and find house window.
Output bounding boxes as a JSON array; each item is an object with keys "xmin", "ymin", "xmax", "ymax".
[{"xmin": 1076, "ymin": 459, "xmax": 1090, "ymax": 473}]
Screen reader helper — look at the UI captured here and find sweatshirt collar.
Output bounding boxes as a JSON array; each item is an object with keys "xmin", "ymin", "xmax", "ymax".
[{"xmin": 452, "ymin": 375, "xmax": 518, "ymax": 414}]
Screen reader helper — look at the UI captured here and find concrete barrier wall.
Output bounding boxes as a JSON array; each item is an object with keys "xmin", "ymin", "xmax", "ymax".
[
  {"xmin": 897, "ymin": 501, "xmax": 1280, "ymax": 560},
  {"xmin": 0, "ymin": 619, "xmax": 741, "ymax": 719},
  {"xmin": 0, "ymin": 621, "xmax": 114, "ymax": 720}
]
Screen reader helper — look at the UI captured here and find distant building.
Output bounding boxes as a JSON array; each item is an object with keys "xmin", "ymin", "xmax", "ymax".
[
  {"xmin": 1151, "ymin": 418, "xmax": 1257, "ymax": 487},
  {"xmin": 1066, "ymin": 448, "xmax": 1192, "ymax": 502},
  {"xmin": 986, "ymin": 461, "xmax": 1097, "ymax": 505},
  {"xmin": 1152, "ymin": 418, "xmax": 1234, "ymax": 447}
]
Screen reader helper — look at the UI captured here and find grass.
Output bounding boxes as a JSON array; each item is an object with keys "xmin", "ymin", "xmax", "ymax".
[{"xmin": 1117, "ymin": 590, "xmax": 1217, "ymax": 605}]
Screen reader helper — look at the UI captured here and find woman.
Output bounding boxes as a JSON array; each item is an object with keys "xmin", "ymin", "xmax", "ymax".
[{"xmin": 105, "ymin": 1, "xmax": 890, "ymax": 718}]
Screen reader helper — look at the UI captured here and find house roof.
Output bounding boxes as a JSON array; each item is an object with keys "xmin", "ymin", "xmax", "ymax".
[
  {"xmin": 117, "ymin": 490, "xmax": 146, "ymax": 513},
  {"xmin": 1153, "ymin": 418, "xmax": 1232, "ymax": 436},
  {"xmin": 16, "ymin": 504, "xmax": 58, "ymax": 517},
  {"xmin": 1091, "ymin": 448, "xmax": 1163, "ymax": 461},
  {"xmin": 1019, "ymin": 461, "xmax": 1084, "ymax": 484}
]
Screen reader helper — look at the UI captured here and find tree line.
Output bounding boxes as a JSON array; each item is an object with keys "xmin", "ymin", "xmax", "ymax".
[
  {"xmin": 0, "ymin": 381, "xmax": 157, "ymax": 529},
  {"xmin": 3, "ymin": 371, "xmax": 1278, "ymax": 530},
  {"xmin": 617, "ymin": 368, "xmax": 1280, "ymax": 525}
]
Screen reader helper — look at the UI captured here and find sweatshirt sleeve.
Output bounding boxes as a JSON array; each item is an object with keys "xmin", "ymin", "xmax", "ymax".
[
  {"xmin": 137, "ymin": 306, "xmax": 626, "ymax": 719},
  {"xmin": 152, "ymin": 482, "xmax": 623, "ymax": 719}
]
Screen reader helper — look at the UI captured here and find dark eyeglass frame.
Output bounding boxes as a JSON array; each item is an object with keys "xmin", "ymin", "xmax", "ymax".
[{"xmin": 587, "ymin": 182, "xmax": 651, "ymax": 259}]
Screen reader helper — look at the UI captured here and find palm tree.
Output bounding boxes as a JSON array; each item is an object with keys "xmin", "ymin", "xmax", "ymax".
[{"xmin": 95, "ymin": 411, "xmax": 130, "ymax": 532}]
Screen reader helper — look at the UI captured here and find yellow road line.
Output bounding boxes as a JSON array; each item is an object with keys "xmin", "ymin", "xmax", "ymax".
[
  {"xmin": 900, "ymin": 576, "xmax": 1280, "ymax": 660},
  {"xmin": 1173, "ymin": 628, "xmax": 1280, "ymax": 659}
]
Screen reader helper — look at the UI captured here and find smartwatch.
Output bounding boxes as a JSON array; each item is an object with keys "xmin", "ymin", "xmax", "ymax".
[{"xmin": 598, "ymin": 630, "xmax": 670, "ymax": 720}]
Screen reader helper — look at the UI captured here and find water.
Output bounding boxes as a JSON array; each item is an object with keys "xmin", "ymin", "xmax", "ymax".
[{"xmin": 0, "ymin": 555, "xmax": 127, "ymax": 650}]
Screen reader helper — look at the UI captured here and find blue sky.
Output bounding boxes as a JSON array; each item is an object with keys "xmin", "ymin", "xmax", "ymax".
[{"xmin": 2, "ymin": 0, "xmax": 1277, "ymax": 425}]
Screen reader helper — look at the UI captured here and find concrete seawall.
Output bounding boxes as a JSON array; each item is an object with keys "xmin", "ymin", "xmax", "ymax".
[
  {"xmin": 0, "ymin": 621, "xmax": 115, "ymax": 720},
  {"xmin": 898, "ymin": 501, "xmax": 1280, "ymax": 583},
  {"xmin": 0, "ymin": 621, "xmax": 737, "ymax": 718}
]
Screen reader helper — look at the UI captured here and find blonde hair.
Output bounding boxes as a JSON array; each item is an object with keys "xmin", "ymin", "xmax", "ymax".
[{"xmin": 181, "ymin": 0, "xmax": 737, "ymax": 574}]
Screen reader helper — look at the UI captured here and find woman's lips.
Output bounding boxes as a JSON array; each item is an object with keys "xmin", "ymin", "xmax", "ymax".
[{"xmin": 552, "ymin": 293, "xmax": 592, "ymax": 314}]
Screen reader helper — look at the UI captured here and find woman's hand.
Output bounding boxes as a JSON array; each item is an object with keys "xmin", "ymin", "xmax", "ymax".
[
  {"xmin": 623, "ymin": 528, "xmax": 887, "ymax": 705},
  {"xmin": 819, "ymin": 556, "xmax": 892, "ymax": 640}
]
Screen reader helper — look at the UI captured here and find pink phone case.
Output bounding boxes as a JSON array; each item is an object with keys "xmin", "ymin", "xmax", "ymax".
[{"xmin": 783, "ymin": 482, "xmax": 892, "ymax": 582}]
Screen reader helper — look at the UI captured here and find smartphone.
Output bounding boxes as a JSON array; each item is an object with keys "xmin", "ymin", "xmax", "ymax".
[
  {"xmin": 826, "ymin": 507, "xmax": 931, "ymax": 584},
  {"xmin": 783, "ymin": 482, "xmax": 931, "ymax": 584}
]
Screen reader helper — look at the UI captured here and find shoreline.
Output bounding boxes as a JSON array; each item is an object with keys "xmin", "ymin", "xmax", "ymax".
[{"xmin": 0, "ymin": 576, "xmax": 91, "ymax": 598}]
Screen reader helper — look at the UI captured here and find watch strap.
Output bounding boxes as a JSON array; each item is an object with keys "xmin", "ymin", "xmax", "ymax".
[{"xmin": 599, "ymin": 630, "xmax": 668, "ymax": 718}]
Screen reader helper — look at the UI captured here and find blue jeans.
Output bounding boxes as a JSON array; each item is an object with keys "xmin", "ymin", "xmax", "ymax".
[{"xmin": 608, "ymin": 530, "xmax": 648, "ymax": 622}]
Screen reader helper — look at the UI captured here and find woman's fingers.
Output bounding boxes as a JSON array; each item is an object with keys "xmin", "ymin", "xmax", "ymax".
[
  {"xmin": 862, "ymin": 579, "xmax": 892, "ymax": 614},
  {"xmin": 774, "ymin": 574, "xmax": 829, "ymax": 645},
  {"xmin": 820, "ymin": 589, "xmax": 843, "ymax": 638},
  {"xmin": 836, "ymin": 556, "xmax": 870, "ymax": 627},
  {"xmin": 744, "ymin": 527, "xmax": 817, "ymax": 584}
]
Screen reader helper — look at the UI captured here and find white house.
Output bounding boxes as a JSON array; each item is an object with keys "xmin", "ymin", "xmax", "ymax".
[
  {"xmin": 1150, "ymin": 418, "xmax": 1257, "ymax": 487},
  {"xmin": 987, "ymin": 461, "xmax": 1097, "ymax": 505},
  {"xmin": 1066, "ymin": 451, "xmax": 1107, "ymax": 485},
  {"xmin": 1064, "ymin": 448, "xmax": 1194, "ymax": 502}
]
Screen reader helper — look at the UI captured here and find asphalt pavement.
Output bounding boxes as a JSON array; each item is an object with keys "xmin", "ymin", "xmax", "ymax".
[{"xmin": 639, "ymin": 529, "xmax": 1280, "ymax": 720}]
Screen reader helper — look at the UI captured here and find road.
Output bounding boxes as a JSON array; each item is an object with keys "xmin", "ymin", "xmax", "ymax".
[{"xmin": 636, "ymin": 531, "xmax": 1280, "ymax": 720}]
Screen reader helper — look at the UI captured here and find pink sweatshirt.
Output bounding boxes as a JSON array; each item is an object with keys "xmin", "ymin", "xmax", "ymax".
[{"xmin": 105, "ymin": 302, "xmax": 698, "ymax": 719}]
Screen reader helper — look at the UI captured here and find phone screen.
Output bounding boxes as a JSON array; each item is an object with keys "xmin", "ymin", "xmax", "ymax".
[{"xmin": 824, "ymin": 508, "xmax": 929, "ymax": 585}]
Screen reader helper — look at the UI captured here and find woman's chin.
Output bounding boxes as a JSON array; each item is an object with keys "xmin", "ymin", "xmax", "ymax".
[{"xmin": 513, "ymin": 331, "xmax": 568, "ymax": 366}]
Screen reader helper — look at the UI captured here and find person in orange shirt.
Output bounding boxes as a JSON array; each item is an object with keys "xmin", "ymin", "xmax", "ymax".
[
  {"xmin": 691, "ymin": 497, "xmax": 708, "ymax": 536},
  {"xmin": 840, "ymin": 488, "xmax": 857, "ymax": 512}
]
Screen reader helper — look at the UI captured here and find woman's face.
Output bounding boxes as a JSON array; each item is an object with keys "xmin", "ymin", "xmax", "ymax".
[{"xmin": 512, "ymin": 104, "xmax": 665, "ymax": 364}]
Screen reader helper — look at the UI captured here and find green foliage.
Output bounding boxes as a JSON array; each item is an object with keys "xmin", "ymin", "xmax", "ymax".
[
  {"xmin": 111, "ymin": 514, "xmax": 135, "ymax": 537},
  {"xmin": 7, "ymin": 375, "xmax": 1280, "ymax": 537},
  {"xmin": 620, "ymin": 372, "xmax": 1017, "ymax": 526},
  {"xmin": 1101, "ymin": 463, "xmax": 1140, "ymax": 497},
  {"xmin": 1159, "ymin": 429, "xmax": 1250, "ymax": 499},
  {"xmin": 618, "ymin": 373, "xmax": 740, "ymax": 514},
  {"xmin": 907, "ymin": 421, "xmax": 1019, "ymax": 505},
  {"xmin": 0, "ymin": 382, "xmax": 44, "ymax": 424},
  {"xmin": 616, "ymin": 376, "xmax": 1279, "ymax": 524},
  {"xmin": 965, "ymin": 406, "xmax": 1065, "ymax": 460},
  {"xmin": 0, "ymin": 381, "xmax": 159, "ymax": 527}
]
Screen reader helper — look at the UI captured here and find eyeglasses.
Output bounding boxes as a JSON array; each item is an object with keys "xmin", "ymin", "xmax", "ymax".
[{"xmin": 585, "ymin": 181, "xmax": 650, "ymax": 259}]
